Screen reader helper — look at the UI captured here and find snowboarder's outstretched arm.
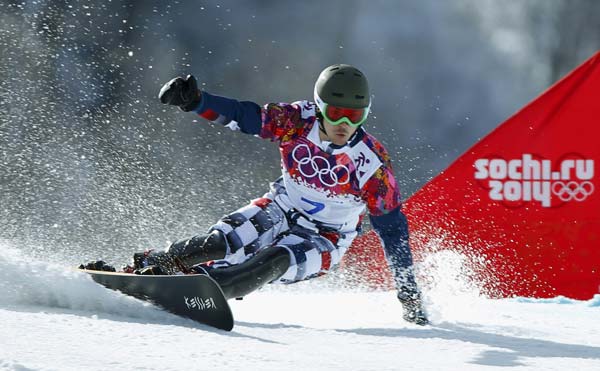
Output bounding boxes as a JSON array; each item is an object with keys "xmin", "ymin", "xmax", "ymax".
[
  {"xmin": 158, "ymin": 74, "xmax": 262, "ymax": 134},
  {"xmin": 158, "ymin": 74, "xmax": 316, "ymax": 141}
]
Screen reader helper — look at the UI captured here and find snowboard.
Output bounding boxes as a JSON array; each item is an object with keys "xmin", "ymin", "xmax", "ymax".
[{"xmin": 79, "ymin": 269, "xmax": 234, "ymax": 331}]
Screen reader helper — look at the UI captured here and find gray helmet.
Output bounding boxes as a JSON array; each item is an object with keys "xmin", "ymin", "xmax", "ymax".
[{"xmin": 314, "ymin": 64, "xmax": 370, "ymax": 109}]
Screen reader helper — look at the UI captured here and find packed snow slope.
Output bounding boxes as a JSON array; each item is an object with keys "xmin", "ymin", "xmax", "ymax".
[{"xmin": 1, "ymin": 244, "xmax": 599, "ymax": 371}]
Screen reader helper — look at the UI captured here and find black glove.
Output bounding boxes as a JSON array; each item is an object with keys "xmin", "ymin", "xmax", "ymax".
[
  {"xmin": 158, "ymin": 74, "xmax": 201, "ymax": 112},
  {"xmin": 397, "ymin": 288, "xmax": 429, "ymax": 326}
]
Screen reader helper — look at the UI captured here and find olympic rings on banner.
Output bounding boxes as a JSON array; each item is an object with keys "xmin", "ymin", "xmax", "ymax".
[
  {"xmin": 292, "ymin": 144, "xmax": 350, "ymax": 187},
  {"xmin": 551, "ymin": 181, "xmax": 594, "ymax": 202}
]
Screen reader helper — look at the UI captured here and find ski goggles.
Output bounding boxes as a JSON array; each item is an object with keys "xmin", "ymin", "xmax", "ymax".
[
  {"xmin": 320, "ymin": 103, "xmax": 369, "ymax": 128},
  {"xmin": 314, "ymin": 89, "xmax": 371, "ymax": 128}
]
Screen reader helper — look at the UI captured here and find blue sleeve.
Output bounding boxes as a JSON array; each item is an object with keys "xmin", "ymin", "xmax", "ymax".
[
  {"xmin": 193, "ymin": 91, "xmax": 262, "ymax": 135},
  {"xmin": 369, "ymin": 207, "xmax": 417, "ymax": 289}
]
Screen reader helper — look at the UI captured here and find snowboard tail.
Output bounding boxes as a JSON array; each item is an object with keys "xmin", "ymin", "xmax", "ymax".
[{"xmin": 80, "ymin": 269, "xmax": 234, "ymax": 331}]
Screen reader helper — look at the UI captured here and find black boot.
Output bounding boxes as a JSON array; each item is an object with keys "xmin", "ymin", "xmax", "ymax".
[
  {"xmin": 131, "ymin": 230, "xmax": 229, "ymax": 274},
  {"xmin": 397, "ymin": 287, "xmax": 429, "ymax": 326},
  {"xmin": 79, "ymin": 260, "xmax": 116, "ymax": 272},
  {"xmin": 167, "ymin": 230, "xmax": 228, "ymax": 267},
  {"xmin": 194, "ymin": 246, "xmax": 290, "ymax": 300}
]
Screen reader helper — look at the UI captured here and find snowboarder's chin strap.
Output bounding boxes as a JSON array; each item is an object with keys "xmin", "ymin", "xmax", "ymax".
[{"xmin": 316, "ymin": 110, "xmax": 327, "ymax": 135}]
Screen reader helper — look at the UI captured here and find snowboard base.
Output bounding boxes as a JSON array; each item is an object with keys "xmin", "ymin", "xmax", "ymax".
[{"xmin": 79, "ymin": 269, "xmax": 234, "ymax": 331}]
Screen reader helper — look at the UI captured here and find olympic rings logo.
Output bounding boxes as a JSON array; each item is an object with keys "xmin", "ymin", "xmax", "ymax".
[
  {"xmin": 551, "ymin": 181, "xmax": 595, "ymax": 202},
  {"xmin": 291, "ymin": 144, "xmax": 350, "ymax": 187}
]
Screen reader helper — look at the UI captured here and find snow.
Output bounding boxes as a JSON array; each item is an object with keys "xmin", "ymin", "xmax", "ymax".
[{"xmin": 1, "ymin": 244, "xmax": 599, "ymax": 371}]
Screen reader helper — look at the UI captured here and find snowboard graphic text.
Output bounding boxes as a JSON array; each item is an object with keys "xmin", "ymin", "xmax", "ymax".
[{"xmin": 184, "ymin": 296, "xmax": 218, "ymax": 311}]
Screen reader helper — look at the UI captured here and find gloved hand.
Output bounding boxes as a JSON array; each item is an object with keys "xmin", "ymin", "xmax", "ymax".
[
  {"xmin": 158, "ymin": 74, "xmax": 201, "ymax": 112},
  {"xmin": 397, "ymin": 287, "xmax": 429, "ymax": 326}
]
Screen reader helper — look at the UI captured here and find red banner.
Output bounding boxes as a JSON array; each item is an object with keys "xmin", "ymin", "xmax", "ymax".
[{"xmin": 347, "ymin": 51, "xmax": 600, "ymax": 299}]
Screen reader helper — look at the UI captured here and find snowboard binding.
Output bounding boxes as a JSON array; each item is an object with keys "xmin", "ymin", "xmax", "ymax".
[{"xmin": 79, "ymin": 260, "xmax": 116, "ymax": 272}]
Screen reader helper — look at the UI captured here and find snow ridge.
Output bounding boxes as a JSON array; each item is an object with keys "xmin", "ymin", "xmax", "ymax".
[{"xmin": 0, "ymin": 242, "xmax": 175, "ymax": 323}]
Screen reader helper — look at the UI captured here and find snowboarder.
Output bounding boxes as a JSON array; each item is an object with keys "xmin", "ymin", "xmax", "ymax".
[{"xmin": 83, "ymin": 64, "xmax": 429, "ymax": 325}]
